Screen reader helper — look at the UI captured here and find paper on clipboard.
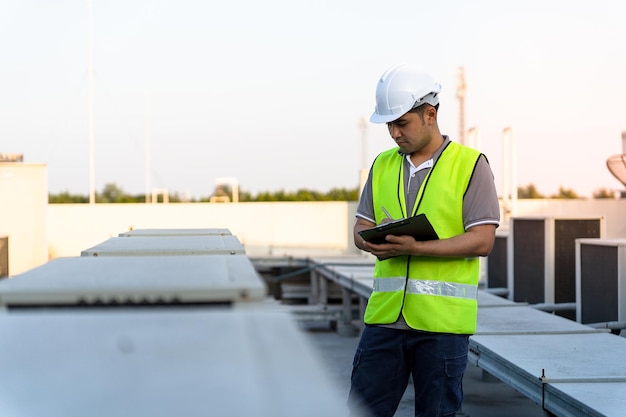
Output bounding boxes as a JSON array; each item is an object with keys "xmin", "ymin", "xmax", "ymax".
[{"xmin": 358, "ymin": 213, "xmax": 439, "ymax": 244}]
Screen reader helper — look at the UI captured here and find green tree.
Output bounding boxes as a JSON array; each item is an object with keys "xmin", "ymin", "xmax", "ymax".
[
  {"xmin": 49, "ymin": 184, "xmax": 362, "ymax": 203},
  {"xmin": 238, "ymin": 190, "xmax": 252, "ymax": 202},
  {"xmin": 326, "ymin": 187, "xmax": 359, "ymax": 201},
  {"xmin": 592, "ymin": 188, "xmax": 615, "ymax": 199},
  {"xmin": 552, "ymin": 186, "xmax": 579, "ymax": 199},
  {"xmin": 517, "ymin": 183, "xmax": 544, "ymax": 199},
  {"xmin": 98, "ymin": 183, "xmax": 127, "ymax": 203},
  {"xmin": 48, "ymin": 191, "xmax": 88, "ymax": 204}
]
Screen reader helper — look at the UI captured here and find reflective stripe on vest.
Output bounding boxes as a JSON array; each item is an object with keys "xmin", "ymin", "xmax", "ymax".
[
  {"xmin": 373, "ymin": 278, "xmax": 477, "ymax": 299},
  {"xmin": 372, "ymin": 277, "xmax": 406, "ymax": 292},
  {"xmin": 406, "ymin": 279, "xmax": 477, "ymax": 299}
]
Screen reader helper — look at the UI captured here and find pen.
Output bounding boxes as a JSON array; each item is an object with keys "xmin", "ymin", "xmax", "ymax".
[{"xmin": 381, "ymin": 206, "xmax": 394, "ymax": 220}]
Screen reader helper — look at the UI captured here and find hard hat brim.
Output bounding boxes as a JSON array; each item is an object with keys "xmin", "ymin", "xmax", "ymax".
[{"xmin": 369, "ymin": 111, "xmax": 402, "ymax": 124}]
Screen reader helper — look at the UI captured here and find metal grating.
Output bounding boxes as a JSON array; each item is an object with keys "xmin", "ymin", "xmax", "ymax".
[
  {"xmin": 512, "ymin": 219, "xmax": 545, "ymax": 303},
  {"xmin": 487, "ymin": 234, "xmax": 508, "ymax": 288},
  {"xmin": 579, "ymin": 243, "xmax": 618, "ymax": 324},
  {"xmin": 554, "ymin": 219, "xmax": 601, "ymax": 304},
  {"xmin": 511, "ymin": 217, "xmax": 604, "ymax": 309},
  {"xmin": 577, "ymin": 238, "xmax": 626, "ymax": 325}
]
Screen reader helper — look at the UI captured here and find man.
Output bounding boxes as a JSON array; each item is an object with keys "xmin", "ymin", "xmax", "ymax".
[{"xmin": 348, "ymin": 64, "xmax": 500, "ymax": 417}]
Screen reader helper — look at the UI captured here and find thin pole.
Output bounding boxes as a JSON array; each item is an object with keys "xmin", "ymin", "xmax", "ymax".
[
  {"xmin": 145, "ymin": 90, "xmax": 151, "ymax": 203},
  {"xmin": 87, "ymin": 0, "xmax": 95, "ymax": 204},
  {"xmin": 359, "ymin": 117, "xmax": 367, "ymax": 170},
  {"xmin": 467, "ymin": 127, "xmax": 478, "ymax": 150},
  {"xmin": 510, "ymin": 128, "xmax": 517, "ymax": 214},
  {"xmin": 358, "ymin": 117, "xmax": 368, "ymax": 198},
  {"xmin": 502, "ymin": 127, "xmax": 517, "ymax": 218},
  {"xmin": 456, "ymin": 67, "xmax": 466, "ymax": 146}
]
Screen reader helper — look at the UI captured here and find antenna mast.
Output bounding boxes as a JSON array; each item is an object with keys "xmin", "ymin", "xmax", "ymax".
[
  {"xmin": 359, "ymin": 117, "xmax": 368, "ymax": 170},
  {"xmin": 358, "ymin": 117, "xmax": 369, "ymax": 197},
  {"xmin": 145, "ymin": 91, "xmax": 151, "ymax": 203},
  {"xmin": 456, "ymin": 67, "xmax": 466, "ymax": 145},
  {"xmin": 87, "ymin": 0, "xmax": 95, "ymax": 204}
]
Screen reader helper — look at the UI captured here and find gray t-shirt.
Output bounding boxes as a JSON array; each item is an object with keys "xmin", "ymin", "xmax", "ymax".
[{"xmin": 356, "ymin": 137, "xmax": 500, "ymax": 230}]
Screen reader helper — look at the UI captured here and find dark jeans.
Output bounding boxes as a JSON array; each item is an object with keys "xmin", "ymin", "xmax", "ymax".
[{"xmin": 348, "ymin": 325, "xmax": 469, "ymax": 417}]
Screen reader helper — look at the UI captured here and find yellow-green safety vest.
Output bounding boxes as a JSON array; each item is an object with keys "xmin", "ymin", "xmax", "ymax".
[{"xmin": 365, "ymin": 141, "xmax": 482, "ymax": 334}]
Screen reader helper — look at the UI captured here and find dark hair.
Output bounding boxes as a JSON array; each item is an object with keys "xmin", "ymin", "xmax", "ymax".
[{"xmin": 408, "ymin": 102, "xmax": 439, "ymax": 118}]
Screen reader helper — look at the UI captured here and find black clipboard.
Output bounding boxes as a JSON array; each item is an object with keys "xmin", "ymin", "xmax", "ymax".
[{"xmin": 358, "ymin": 213, "xmax": 439, "ymax": 244}]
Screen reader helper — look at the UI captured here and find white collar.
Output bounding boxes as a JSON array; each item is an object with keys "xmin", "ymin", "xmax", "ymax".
[{"xmin": 406, "ymin": 154, "xmax": 433, "ymax": 175}]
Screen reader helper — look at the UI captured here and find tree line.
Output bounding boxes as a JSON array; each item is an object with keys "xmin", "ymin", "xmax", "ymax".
[
  {"xmin": 517, "ymin": 184, "xmax": 618, "ymax": 199},
  {"xmin": 48, "ymin": 183, "xmax": 361, "ymax": 204},
  {"xmin": 48, "ymin": 182, "xmax": 619, "ymax": 204}
]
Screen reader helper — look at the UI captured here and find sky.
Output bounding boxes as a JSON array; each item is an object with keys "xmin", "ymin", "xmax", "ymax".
[{"xmin": 1, "ymin": 0, "xmax": 625, "ymax": 199}]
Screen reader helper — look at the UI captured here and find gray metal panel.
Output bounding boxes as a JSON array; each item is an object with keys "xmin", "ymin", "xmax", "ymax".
[
  {"xmin": 544, "ymin": 381, "xmax": 626, "ymax": 417},
  {"xmin": 118, "ymin": 228, "xmax": 232, "ymax": 237},
  {"xmin": 0, "ymin": 310, "xmax": 351, "ymax": 417},
  {"xmin": 477, "ymin": 304, "xmax": 604, "ymax": 335},
  {"xmin": 0, "ymin": 255, "xmax": 266, "ymax": 306},
  {"xmin": 477, "ymin": 289, "xmax": 518, "ymax": 307},
  {"xmin": 314, "ymin": 263, "xmax": 374, "ymax": 299},
  {"xmin": 81, "ymin": 235, "xmax": 245, "ymax": 256},
  {"xmin": 470, "ymin": 332, "xmax": 626, "ymax": 417}
]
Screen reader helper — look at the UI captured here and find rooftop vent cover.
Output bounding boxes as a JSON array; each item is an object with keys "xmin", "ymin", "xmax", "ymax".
[
  {"xmin": 81, "ymin": 235, "xmax": 245, "ymax": 257},
  {"xmin": 0, "ymin": 255, "xmax": 266, "ymax": 309},
  {"xmin": 509, "ymin": 217, "xmax": 604, "ymax": 313}
]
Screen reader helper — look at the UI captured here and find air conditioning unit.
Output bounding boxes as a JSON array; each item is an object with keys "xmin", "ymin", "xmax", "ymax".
[
  {"xmin": 487, "ymin": 230, "xmax": 508, "ymax": 290},
  {"xmin": 81, "ymin": 235, "xmax": 245, "ymax": 257},
  {"xmin": 508, "ymin": 217, "xmax": 604, "ymax": 312},
  {"xmin": 576, "ymin": 238, "xmax": 626, "ymax": 324},
  {"xmin": 0, "ymin": 255, "xmax": 266, "ymax": 309},
  {"xmin": 118, "ymin": 228, "xmax": 232, "ymax": 237}
]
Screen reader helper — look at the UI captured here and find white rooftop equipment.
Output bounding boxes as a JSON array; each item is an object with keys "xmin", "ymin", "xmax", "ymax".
[
  {"xmin": 81, "ymin": 235, "xmax": 245, "ymax": 257},
  {"xmin": 0, "ymin": 309, "xmax": 353, "ymax": 417},
  {"xmin": 486, "ymin": 229, "xmax": 509, "ymax": 290},
  {"xmin": 118, "ymin": 228, "xmax": 232, "ymax": 237},
  {"xmin": 0, "ymin": 255, "xmax": 266, "ymax": 309},
  {"xmin": 605, "ymin": 131, "xmax": 626, "ymax": 190},
  {"xmin": 508, "ymin": 216, "xmax": 604, "ymax": 318}
]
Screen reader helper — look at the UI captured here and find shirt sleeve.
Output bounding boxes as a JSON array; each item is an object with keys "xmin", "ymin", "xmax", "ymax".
[
  {"xmin": 463, "ymin": 155, "xmax": 501, "ymax": 230},
  {"xmin": 355, "ymin": 168, "xmax": 376, "ymax": 224}
]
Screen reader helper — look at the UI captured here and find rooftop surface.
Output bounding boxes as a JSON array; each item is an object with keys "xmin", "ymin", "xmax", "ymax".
[{"xmin": 299, "ymin": 318, "xmax": 547, "ymax": 417}]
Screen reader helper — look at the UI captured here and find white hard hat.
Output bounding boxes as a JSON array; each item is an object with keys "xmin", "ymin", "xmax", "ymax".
[{"xmin": 370, "ymin": 64, "xmax": 442, "ymax": 124}]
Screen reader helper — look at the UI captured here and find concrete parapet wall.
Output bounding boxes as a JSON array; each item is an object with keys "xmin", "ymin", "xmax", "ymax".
[
  {"xmin": 2, "ymin": 192, "xmax": 625, "ymax": 276},
  {"xmin": 0, "ymin": 163, "xmax": 48, "ymax": 275},
  {"xmin": 47, "ymin": 201, "xmax": 360, "ymax": 260}
]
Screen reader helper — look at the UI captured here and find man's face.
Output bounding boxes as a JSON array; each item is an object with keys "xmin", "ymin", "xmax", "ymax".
[{"xmin": 386, "ymin": 111, "xmax": 432, "ymax": 155}]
